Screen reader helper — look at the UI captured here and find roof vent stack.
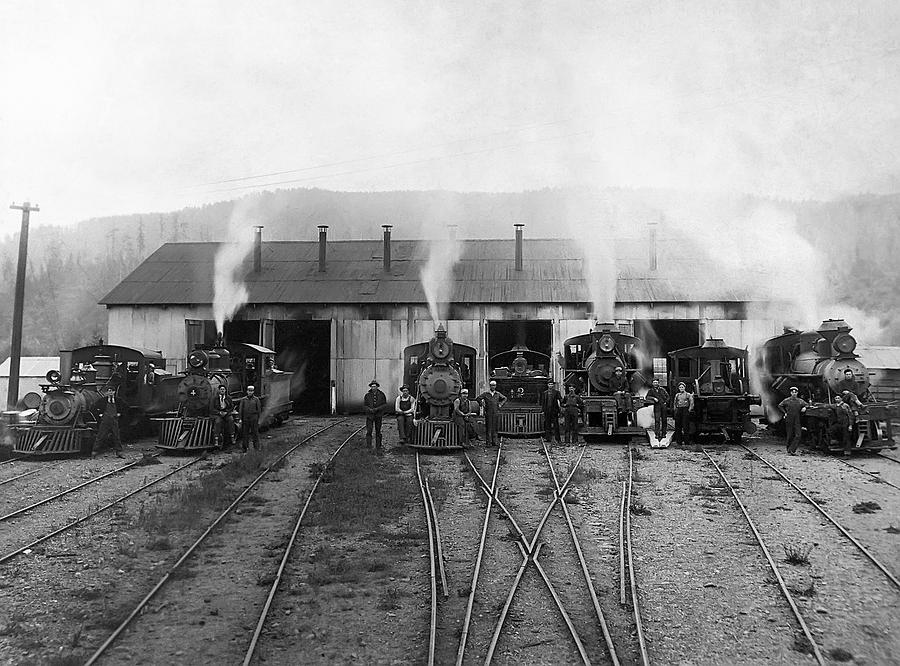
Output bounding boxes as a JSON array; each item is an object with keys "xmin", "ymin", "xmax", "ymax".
[
  {"xmin": 382, "ymin": 224, "xmax": 392, "ymax": 273},
  {"xmin": 253, "ymin": 226, "xmax": 263, "ymax": 273},
  {"xmin": 514, "ymin": 223, "xmax": 524, "ymax": 272},
  {"xmin": 318, "ymin": 225, "xmax": 328, "ymax": 272},
  {"xmin": 648, "ymin": 220, "xmax": 658, "ymax": 272}
]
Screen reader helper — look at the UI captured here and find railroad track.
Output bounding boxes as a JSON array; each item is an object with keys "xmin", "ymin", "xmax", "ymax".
[
  {"xmin": 417, "ymin": 438, "xmax": 647, "ymax": 665},
  {"xmin": 83, "ymin": 419, "xmax": 355, "ymax": 665},
  {"xmin": 703, "ymin": 446, "xmax": 900, "ymax": 664}
]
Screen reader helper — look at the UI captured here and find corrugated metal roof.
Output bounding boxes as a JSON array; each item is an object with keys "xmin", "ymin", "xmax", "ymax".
[
  {"xmin": 101, "ymin": 238, "xmax": 772, "ymax": 306},
  {"xmin": 857, "ymin": 346, "xmax": 900, "ymax": 370}
]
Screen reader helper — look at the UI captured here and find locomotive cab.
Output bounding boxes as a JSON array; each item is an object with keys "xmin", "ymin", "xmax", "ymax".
[{"xmin": 669, "ymin": 339, "xmax": 760, "ymax": 443}]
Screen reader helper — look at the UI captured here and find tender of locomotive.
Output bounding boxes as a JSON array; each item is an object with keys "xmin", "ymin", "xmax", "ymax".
[
  {"xmin": 11, "ymin": 345, "xmax": 176, "ymax": 457},
  {"xmin": 757, "ymin": 319, "xmax": 896, "ymax": 452},
  {"xmin": 560, "ymin": 323, "xmax": 648, "ymax": 438},
  {"xmin": 490, "ymin": 345, "xmax": 551, "ymax": 437},
  {"xmin": 668, "ymin": 338, "xmax": 760, "ymax": 443},
  {"xmin": 402, "ymin": 326, "xmax": 477, "ymax": 450}
]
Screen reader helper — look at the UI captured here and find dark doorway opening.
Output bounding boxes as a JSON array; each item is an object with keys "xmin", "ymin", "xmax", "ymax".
[
  {"xmin": 633, "ymin": 319, "xmax": 700, "ymax": 381},
  {"xmin": 274, "ymin": 320, "xmax": 331, "ymax": 414},
  {"xmin": 486, "ymin": 321, "xmax": 553, "ymax": 373},
  {"xmin": 224, "ymin": 320, "xmax": 260, "ymax": 345}
]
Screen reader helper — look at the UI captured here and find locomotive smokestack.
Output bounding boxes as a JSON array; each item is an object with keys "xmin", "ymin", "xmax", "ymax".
[
  {"xmin": 648, "ymin": 220, "xmax": 658, "ymax": 272},
  {"xmin": 253, "ymin": 225, "xmax": 263, "ymax": 273},
  {"xmin": 318, "ymin": 225, "xmax": 328, "ymax": 272},
  {"xmin": 514, "ymin": 223, "xmax": 524, "ymax": 272},
  {"xmin": 382, "ymin": 224, "xmax": 392, "ymax": 272}
]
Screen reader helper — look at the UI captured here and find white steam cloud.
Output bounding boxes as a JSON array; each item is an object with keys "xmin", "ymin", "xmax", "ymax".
[
  {"xmin": 419, "ymin": 232, "xmax": 463, "ymax": 326},
  {"xmin": 577, "ymin": 230, "xmax": 617, "ymax": 322},
  {"xmin": 213, "ymin": 199, "xmax": 259, "ymax": 334}
]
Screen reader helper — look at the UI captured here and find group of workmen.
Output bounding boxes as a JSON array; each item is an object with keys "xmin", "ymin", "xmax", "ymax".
[
  {"xmin": 777, "ymin": 368, "xmax": 868, "ymax": 456},
  {"xmin": 360, "ymin": 373, "xmax": 698, "ymax": 450}
]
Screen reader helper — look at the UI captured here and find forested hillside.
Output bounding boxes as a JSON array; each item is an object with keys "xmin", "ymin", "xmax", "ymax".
[{"xmin": 0, "ymin": 187, "xmax": 897, "ymax": 360}]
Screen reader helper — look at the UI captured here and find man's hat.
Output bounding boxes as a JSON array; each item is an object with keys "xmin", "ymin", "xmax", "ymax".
[
  {"xmin": 547, "ymin": 380, "xmax": 555, "ymax": 384},
  {"xmin": 678, "ymin": 382, "xmax": 686, "ymax": 388},
  {"xmin": 615, "ymin": 367, "xmax": 623, "ymax": 371},
  {"xmin": 844, "ymin": 369, "xmax": 854, "ymax": 374},
  {"xmin": 460, "ymin": 388, "xmax": 469, "ymax": 393},
  {"xmin": 789, "ymin": 386, "xmax": 799, "ymax": 391},
  {"xmin": 399, "ymin": 384, "xmax": 409, "ymax": 390},
  {"xmin": 369, "ymin": 380, "xmax": 380, "ymax": 387}
]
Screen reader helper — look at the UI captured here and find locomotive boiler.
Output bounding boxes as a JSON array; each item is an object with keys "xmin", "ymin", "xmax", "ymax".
[
  {"xmin": 402, "ymin": 326, "xmax": 477, "ymax": 450},
  {"xmin": 490, "ymin": 345, "xmax": 551, "ymax": 437},
  {"xmin": 560, "ymin": 323, "xmax": 648, "ymax": 438},
  {"xmin": 757, "ymin": 319, "xmax": 896, "ymax": 452}
]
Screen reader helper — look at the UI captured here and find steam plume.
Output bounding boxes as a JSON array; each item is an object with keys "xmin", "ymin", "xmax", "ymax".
[
  {"xmin": 419, "ymin": 232, "xmax": 462, "ymax": 325},
  {"xmin": 213, "ymin": 199, "xmax": 259, "ymax": 333}
]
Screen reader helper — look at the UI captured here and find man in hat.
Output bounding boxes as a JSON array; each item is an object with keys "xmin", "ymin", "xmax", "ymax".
[
  {"xmin": 778, "ymin": 387, "xmax": 808, "ymax": 455},
  {"xmin": 239, "ymin": 385, "xmax": 263, "ymax": 452},
  {"xmin": 609, "ymin": 366, "xmax": 634, "ymax": 424},
  {"xmin": 476, "ymin": 380, "xmax": 507, "ymax": 446},
  {"xmin": 95, "ymin": 386, "xmax": 125, "ymax": 458},
  {"xmin": 672, "ymin": 382, "xmax": 694, "ymax": 446},
  {"xmin": 562, "ymin": 385, "xmax": 584, "ymax": 444},
  {"xmin": 539, "ymin": 380, "xmax": 563, "ymax": 443},
  {"xmin": 211, "ymin": 384, "xmax": 235, "ymax": 449},
  {"xmin": 833, "ymin": 394, "xmax": 856, "ymax": 456},
  {"xmin": 394, "ymin": 384, "xmax": 415, "ymax": 446},
  {"xmin": 644, "ymin": 378, "xmax": 670, "ymax": 440},
  {"xmin": 364, "ymin": 380, "xmax": 388, "ymax": 451},
  {"xmin": 453, "ymin": 388, "xmax": 478, "ymax": 444}
]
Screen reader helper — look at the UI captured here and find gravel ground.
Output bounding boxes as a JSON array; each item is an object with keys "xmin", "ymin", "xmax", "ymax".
[{"xmin": 0, "ymin": 420, "xmax": 898, "ymax": 665}]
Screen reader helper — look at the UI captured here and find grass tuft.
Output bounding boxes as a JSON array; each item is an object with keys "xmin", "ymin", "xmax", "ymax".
[{"xmin": 782, "ymin": 542, "xmax": 815, "ymax": 566}]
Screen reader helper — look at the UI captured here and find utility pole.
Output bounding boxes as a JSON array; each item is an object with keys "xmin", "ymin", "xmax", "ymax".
[{"xmin": 7, "ymin": 201, "xmax": 39, "ymax": 410}]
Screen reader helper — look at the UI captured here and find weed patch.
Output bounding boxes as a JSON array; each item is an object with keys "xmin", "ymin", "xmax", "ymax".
[
  {"xmin": 782, "ymin": 542, "xmax": 815, "ymax": 566},
  {"xmin": 852, "ymin": 501, "xmax": 881, "ymax": 514},
  {"xmin": 306, "ymin": 449, "xmax": 418, "ymax": 535},
  {"xmin": 629, "ymin": 502, "xmax": 652, "ymax": 516},
  {"xmin": 790, "ymin": 581, "xmax": 817, "ymax": 598},
  {"xmin": 377, "ymin": 586, "xmax": 409, "ymax": 610}
]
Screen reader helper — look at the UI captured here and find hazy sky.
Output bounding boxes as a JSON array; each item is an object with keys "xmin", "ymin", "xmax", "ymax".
[{"xmin": 1, "ymin": 0, "xmax": 899, "ymax": 235}]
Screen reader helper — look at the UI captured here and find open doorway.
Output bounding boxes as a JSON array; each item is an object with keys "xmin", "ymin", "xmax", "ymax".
[
  {"xmin": 486, "ymin": 321, "xmax": 553, "ymax": 374},
  {"xmin": 274, "ymin": 320, "xmax": 331, "ymax": 414},
  {"xmin": 633, "ymin": 319, "xmax": 700, "ymax": 382}
]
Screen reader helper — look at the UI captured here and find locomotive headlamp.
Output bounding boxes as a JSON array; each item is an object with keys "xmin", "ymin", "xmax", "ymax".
[
  {"xmin": 833, "ymin": 333, "xmax": 856, "ymax": 355},
  {"xmin": 599, "ymin": 335, "xmax": 615, "ymax": 353},
  {"xmin": 188, "ymin": 350, "xmax": 207, "ymax": 369}
]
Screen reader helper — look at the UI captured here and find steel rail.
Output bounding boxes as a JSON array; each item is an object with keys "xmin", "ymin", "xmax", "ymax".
[
  {"xmin": 741, "ymin": 445, "xmax": 900, "ymax": 590},
  {"xmin": 0, "ymin": 459, "xmax": 142, "ymax": 523},
  {"xmin": 877, "ymin": 453, "xmax": 900, "ymax": 466},
  {"xmin": 703, "ymin": 450, "xmax": 826, "ymax": 666},
  {"xmin": 0, "ymin": 459, "xmax": 18, "ymax": 466},
  {"xmin": 522, "ymin": 538, "xmax": 593, "ymax": 666},
  {"xmin": 414, "ymin": 453, "xmax": 439, "ymax": 666},
  {"xmin": 542, "ymin": 442, "xmax": 620, "ymax": 665},
  {"xmin": 456, "ymin": 445, "xmax": 503, "ymax": 666},
  {"xmin": 484, "ymin": 542, "xmax": 539, "ymax": 664},
  {"xmin": 834, "ymin": 457, "xmax": 900, "ymax": 492},
  {"xmin": 0, "ymin": 457, "xmax": 203, "ymax": 565},
  {"xmin": 472, "ymin": 445, "xmax": 590, "ymax": 665},
  {"xmin": 0, "ymin": 468, "xmax": 40, "ymax": 486},
  {"xmin": 243, "ymin": 425, "xmax": 363, "ymax": 666},
  {"xmin": 619, "ymin": 480, "xmax": 627, "ymax": 605},
  {"xmin": 425, "ymin": 477, "xmax": 449, "ymax": 598},
  {"xmin": 625, "ymin": 447, "xmax": 650, "ymax": 666},
  {"xmin": 83, "ymin": 419, "xmax": 346, "ymax": 666}
]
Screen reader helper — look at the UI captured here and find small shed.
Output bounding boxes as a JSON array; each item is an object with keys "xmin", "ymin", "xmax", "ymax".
[
  {"xmin": 0, "ymin": 357, "xmax": 59, "ymax": 406},
  {"xmin": 856, "ymin": 346, "xmax": 900, "ymax": 403}
]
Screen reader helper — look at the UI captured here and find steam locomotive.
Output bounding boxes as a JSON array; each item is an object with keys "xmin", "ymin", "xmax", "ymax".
[
  {"xmin": 757, "ymin": 319, "xmax": 896, "ymax": 452},
  {"xmin": 402, "ymin": 326, "xmax": 477, "ymax": 450},
  {"xmin": 11, "ymin": 345, "xmax": 176, "ymax": 457},
  {"xmin": 10, "ymin": 340, "xmax": 294, "ymax": 457},
  {"xmin": 668, "ymin": 338, "xmax": 760, "ymax": 443},
  {"xmin": 155, "ymin": 340, "xmax": 294, "ymax": 452},
  {"xmin": 560, "ymin": 323, "xmax": 648, "ymax": 438},
  {"xmin": 490, "ymin": 345, "xmax": 551, "ymax": 436}
]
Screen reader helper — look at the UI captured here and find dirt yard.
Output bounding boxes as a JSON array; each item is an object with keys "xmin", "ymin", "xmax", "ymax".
[{"xmin": 0, "ymin": 418, "xmax": 898, "ymax": 665}]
